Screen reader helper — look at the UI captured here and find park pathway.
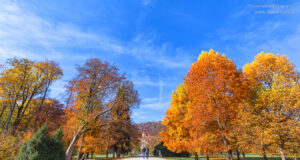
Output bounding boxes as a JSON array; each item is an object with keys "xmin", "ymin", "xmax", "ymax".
[{"xmin": 124, "ymin": 157, "xmax": 165, "ymax": 160}]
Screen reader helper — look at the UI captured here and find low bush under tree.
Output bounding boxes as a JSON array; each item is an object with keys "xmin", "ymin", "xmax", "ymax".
[
  {"xmin": 16, "ymin": 125, "xmax": 65, "ymax": 160},
  {"xmin": 153, "ymin": 142, "xmax": 190, "ymax": 157}
]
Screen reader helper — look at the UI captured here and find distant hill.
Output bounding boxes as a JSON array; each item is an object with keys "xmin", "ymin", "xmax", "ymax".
[
  {"xmin": 136, "ymin": 121, "xmax": 167, "ymax": 136},
  {"xmin": 135, "ymin": 121, "xmax": 167, "ymax": 152}
]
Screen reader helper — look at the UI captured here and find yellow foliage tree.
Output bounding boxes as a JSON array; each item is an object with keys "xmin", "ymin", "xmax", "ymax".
[
  {"xmin": 243, "ymin": 52, "xmax": 299, "ymax": 160},
  {"xmin": 161, "ymin": 83, "xmax": 191, "ymax": 153}
]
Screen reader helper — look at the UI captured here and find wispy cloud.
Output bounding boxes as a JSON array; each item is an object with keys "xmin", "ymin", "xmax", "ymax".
[
  {"xmin": 132, "ymin": 111, "xmax": 147, "ymax": 121},
  {"xmin": 255, "ymin": 26, "xmax": 300, "ymax": 68},
  {"xmin": 158, "ymin": 79, "xmax": 164, "ymax": 105},
  {"xmin": 0, "ymin": 1, "xmax": 192, "ymax": 70},
  {"xmin": 208, "ymin": 6, "xmax": 300, "ymax": 69},
  {"xmin": 142, "ymin": 97, "xmax": 160, "ymax": 103},
  {"xmin": 0, "ymin": 0, "xmax": 192, "ymax": 106},
  {"xmin": 138, "ymin": 79, "xmax": 168, "ymax": 110},
  {"xmin": 0, "ymin": 1, "xmax": 125, "ymax": 60},
  {"xmin": 140, "ymin": 102, "xmax": 169, "ymax": 110},
  {"xmin": 141, "ymin": 0, "xmax": 152, "ymax": 6}
]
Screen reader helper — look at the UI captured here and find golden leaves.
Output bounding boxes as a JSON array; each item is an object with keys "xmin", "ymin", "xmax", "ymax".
[{"xmin": 162, "ymin": 50, "xmax": 299, "ymax": 158}]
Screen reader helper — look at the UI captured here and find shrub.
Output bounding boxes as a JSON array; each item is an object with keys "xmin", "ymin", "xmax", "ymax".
[
  {"xmin": 153, "ymin": 142, "xmax": 190, "ymax": 157},
  {"xmin": 16, "ymin": 125, "xmax": 66, "ymax": 160},
  {"xmin": 0, "ymin": 133, "xmax": 21, "ymax": 160}
]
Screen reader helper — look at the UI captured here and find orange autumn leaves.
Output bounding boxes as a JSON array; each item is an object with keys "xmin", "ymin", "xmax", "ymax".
[{"xmin": 161, "ymin": 50, "xmax": 299, "ymax": 160}]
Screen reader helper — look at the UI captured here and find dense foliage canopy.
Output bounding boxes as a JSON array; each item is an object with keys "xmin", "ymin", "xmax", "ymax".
[{"xmin": 161, "ymin": 50, "xmax": 299, "ymax": 160}]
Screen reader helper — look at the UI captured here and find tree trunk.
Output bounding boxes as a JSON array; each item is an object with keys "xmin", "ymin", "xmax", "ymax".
[
  {"xmin": 33, "ymin": 84, "xmax": 49, "ymax": 130},
  {"xmin": 77, "ymin": 133, "xmax": 85, "ymax": 160},
  {"xmin": 23, "ymin": 115, "xmax": 33, "ymax": 131},
  {"xmin": 117, "ymin": 147, "xmax": 121, "ymax": 158},
  {"xmin": 66, "ymin": 131, "xmax": 81, "ymax": 160},
  {"xmin": 278, "ymin": 145, "xmax": 286, "ymax": 160},
  {"xmin": 194, "ymin": 152, "xmax": 198, "ymax": 160},
  {"xmin": 113, "ymin": 150, "xmax": 115, "ymax": 158},
  {"xmin": 0, "ymin": 105, "xmax": 7, "ymax": 119},
  {"xmin": 4, "ymin": 106, "xmax": 15, "ymax": 133},
  {"xmin": 263, "ymin": 153, "xmax": 267, "ymax": 160},
  {"xmin": 206, "ymin": 155, "xmax": 209, "ymax": 160},
  {"xmin": 11, "ymin": 118, "xmax": 22, "ymax": 134},
  {"xmin": 3, "ymin": 91, "xmax": 20, "ymax": 133},
  {"xmin": 11, "ymin": 87, "xmax": 38, "ymax": 134},
  {"xmin": 91, "ymin": 151, "xmax": 94, "ymax": 158},
  {"xmin": 242, "ymin": 152, "xmax": 245, "ymax": 159},
  {"xmin": 106, "ymin": 151, "xmax": 109, "ymax": 158},
  {"xmin": 293, "ymin": 154, "xmax": 297, "ymax": 160},
  {"xmin": 223, "ymin": 138, "xmax": 232, "ymax": 160},
  {"xmin": 236, "ymin": 148, "xmax": 240, "ymax": 160},
  {"xmin": 217, "ymin": 117, "xmax": 232, "ymax": 160}
]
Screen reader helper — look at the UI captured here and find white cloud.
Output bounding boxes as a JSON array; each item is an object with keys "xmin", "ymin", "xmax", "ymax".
[
  {"xmin": 136, "ymin": 79, "xmax": 168, "ymax": 110},
  {"xmin": 140, "ymin": 102, "xmax": 169, "ymax": 110},
  {"xmin": 141, "ymin": 0, "xmax": 152, "ymax": 6},
  {"xmin": 0, "ymin": 0, "xmax": 193, "ymax": 104},
  {"xmin": 210, "ymin": 9, "xmax": 300, "ymax": 69},
  {"xmin": 130, "ymin": 71, "xmax": 174, "ymax": 87},
  {"xmin": 132, "ymin": 112, "xmax": 147, "ymax": 119},
  {"xmin": 131, "ymin": 75, "xmax": 160, "ymax": 86},
  {"xmin": 158, "ymin": 79, "xmax": 163, "ymax": 104},
  {"xmin": 0, "ymin": 1, "xmax": 192, "ymax": 70},
  {"xmin": 255, "ymin": 26, "xmax": 300, "ymax": 68},
  {"xmin": 142, "ymin": 97, "xmax": 160, "ymax": 103}
]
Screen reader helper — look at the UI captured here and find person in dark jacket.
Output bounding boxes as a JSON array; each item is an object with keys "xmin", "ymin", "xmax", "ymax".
[{"xmin": 142, "ymin": 147, "xmax": 146, "ymax": 159}]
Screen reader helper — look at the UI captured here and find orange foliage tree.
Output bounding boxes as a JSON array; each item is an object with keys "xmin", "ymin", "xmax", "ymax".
[{"xmin": 184, "ymin": 49, "xmax": 249, "ymax": 160}]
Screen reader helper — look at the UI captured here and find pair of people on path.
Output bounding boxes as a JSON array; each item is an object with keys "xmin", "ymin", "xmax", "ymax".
[{"xmin": 142, "ymin": 147, "xmax": 149, "ymax": 159}]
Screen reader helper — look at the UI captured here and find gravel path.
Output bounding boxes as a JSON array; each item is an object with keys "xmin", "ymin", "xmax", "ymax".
[{"xmin": 124, "ymin": 157, "xmax": 165, "ymax": 160}]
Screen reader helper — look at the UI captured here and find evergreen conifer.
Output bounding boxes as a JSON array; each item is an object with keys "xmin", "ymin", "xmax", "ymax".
[{"xmin": 16, "ymin": 125, "xmax": 66, "ymax": 160}]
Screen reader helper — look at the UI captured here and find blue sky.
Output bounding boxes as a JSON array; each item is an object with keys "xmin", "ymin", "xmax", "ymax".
[{"xmin": 0, "ymin": 0, "xmax": 299, "ymax": 123}]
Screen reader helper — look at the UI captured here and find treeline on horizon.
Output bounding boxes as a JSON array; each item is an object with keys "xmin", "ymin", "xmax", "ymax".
[
  {"xmin": 0, "ymin": 58, "xmax": 141, "ymax": 160},
  {"xmin": 161, "ymin": 50, "xmax": 299, "ymax": 160}
]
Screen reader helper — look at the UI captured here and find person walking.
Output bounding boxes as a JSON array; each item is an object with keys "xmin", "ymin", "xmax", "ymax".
[
  {"xmin": 142, "ymin": 147, "xmax": 146, "ymax": 159},
  {"xmin": 146, "ymin": 148, "xmax": 149, "ymax": 159}
]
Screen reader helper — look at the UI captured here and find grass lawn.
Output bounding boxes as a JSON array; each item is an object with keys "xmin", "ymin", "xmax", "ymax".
[
  {"xmin": 163, "ymin": 153, "xmax": 296, "ymax": 160},
  {"xmin": 78, "ymin": 153, "xmax": 131, "ymax": 158},
  {"xmin": 74, "ymin": 153, "xmax": 296, "ymax": 160}
]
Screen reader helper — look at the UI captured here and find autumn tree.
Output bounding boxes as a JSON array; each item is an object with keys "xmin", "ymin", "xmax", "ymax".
[
  {"xmin": 0, "ymin": 58, "xmax": 62, "ymax": 134},
  {"xmin": 184, "ymin": 49, "xmax": 249, "ymax": 160},
  {"xmin": 78, "ymin": 80, "xmax": 140, "ymax": 159},
  {"xmin": 0, "ymin": 58, "xmax": 63, "ymax": 159},
  {"xmin": 161, "ymin": 84, "xmax": 191, "ymax": 154},
  {"xmin": 0, "ymin": 133, "xmax": 22, "ymax": 159},
  {"xmin": 109, "ymin": 81, "xmax": 140, "ymax": 158},
  {"xmin": 242, "ymin": 52, "xmax": 299, "ymax": 160},
  {"xmin": 63, "ymin": 58, "xmax": 139, "ymax": 160},
  {"xmin": 31, "ymin": 98, "xmax": 65, "ymax": 131},
  {"xmin": 33, "ymin": 61, "xmax": 63, "ymax": 130}
]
